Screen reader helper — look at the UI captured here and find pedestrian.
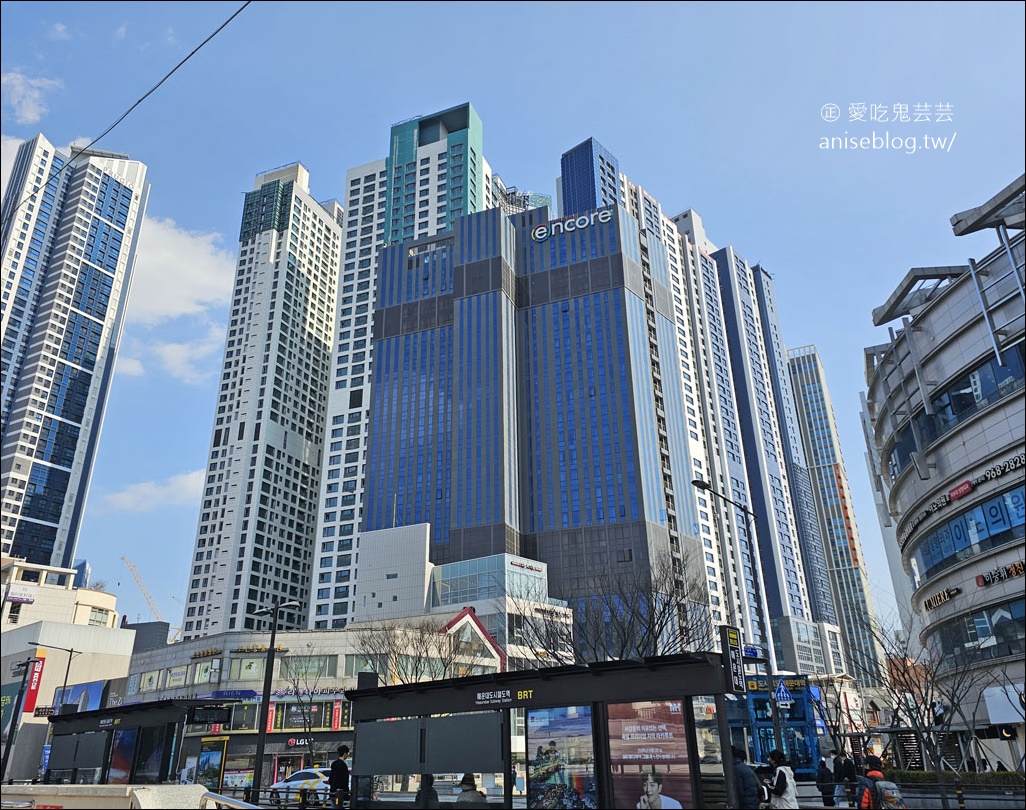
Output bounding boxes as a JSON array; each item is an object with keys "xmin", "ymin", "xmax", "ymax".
[
  {"xmin": 855, "ymin": 754, "xmax": 906, "ymax": 809},
  {"xmin": 329, "ymin": 745, "xmax": 351, "ymax": 809},
  {"xmin": 456, "ymin": 773, "xmax": 487, "ymax": 804},
  {"xmin": 834, "ymin": 751, "xmax": 857, "ymax": 806},
  {"xmin": 414, "ymin": 773, "xmax": 441, "ymax": 808},
  {"xmin": 816, "ymin": 758, "xmax": 836, "ymax": 807},
  {"xmin": 762, "ymin": 750, "xmax": 799, "ymax": 809},
  {"xmin": 731, "ymin": 746, "xmax": 761, "ymax": 809}
]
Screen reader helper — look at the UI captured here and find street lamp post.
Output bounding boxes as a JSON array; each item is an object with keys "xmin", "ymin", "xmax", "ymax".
[
  {"xmin": 692, "ymin": 478, "xmax": 787, "ymax": 757},
  {"xmin": 29, "ymin": 641, "xmax": 81, "ymax": 714},
  {"xmin": 690, "ymin": 478, "xmax": 778, "ymax": 672},
  {"xmin": 248, "ymin": 598, "xmax": 299, "ymax": 804},
  {"xmin": 1, "ymin": 655, "xmax": 41, "ymax": 781}
]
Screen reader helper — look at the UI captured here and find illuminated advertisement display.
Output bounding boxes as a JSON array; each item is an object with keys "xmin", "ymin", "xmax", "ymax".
[
  {"xmin": 54, "ymin": 679, "xmax": 107, "ymax": 713},
  {"xmin": 108, "ymin": 728, "xmax": 139, "ymax": 784},
  {"xmin": 608, "ymin": 701, "xmax": 691, "ymax": 809},
  {"xmin": 198, "ymin": 737, "xmax": 228, "ymax": 792},
  {"xmin": 527, "ymin": 705, "xmax": 597, "ymax": 809}
]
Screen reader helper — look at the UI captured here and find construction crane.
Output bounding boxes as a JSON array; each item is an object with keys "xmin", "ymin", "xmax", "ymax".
[{"xmin": 122, "ymin": 557, "xmax": 183, "ymax": 642}]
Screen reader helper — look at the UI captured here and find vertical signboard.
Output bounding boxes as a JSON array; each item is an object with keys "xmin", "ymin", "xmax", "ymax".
[
  {"xmin": 22, "ymin": 658, "xmax": 46, "ymax": 713},
  {"xmin": 720, "ymin": 625, "xmax": 746, "ymax": 695}
]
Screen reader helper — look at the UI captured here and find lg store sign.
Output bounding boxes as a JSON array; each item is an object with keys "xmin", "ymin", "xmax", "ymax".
[{"xmin": 531, "ymin": 208, "xmax": 613, "ymax": 242}]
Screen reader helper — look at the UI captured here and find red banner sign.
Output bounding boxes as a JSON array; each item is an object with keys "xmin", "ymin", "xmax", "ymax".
[
  {"xmin": 948, "ymin": 481, "xmax": 972, "ymax": 501},
  {"xmin": 265, "ymin": 702, "xmax": 276, "ymax": 734},
  {"xmin": 23, "ymin": 658, "xmax": 46, "ymax": 713}
]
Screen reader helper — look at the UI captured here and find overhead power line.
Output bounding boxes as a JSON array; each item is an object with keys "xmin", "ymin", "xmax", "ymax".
[{"xmin": 1, "ymin": 0, "xmax": 253, "ymax": 232}]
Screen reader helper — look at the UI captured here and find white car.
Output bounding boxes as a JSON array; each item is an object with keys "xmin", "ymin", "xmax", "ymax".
[{"xmin": 268, "ymin": 768, "xmax": 332, "ymax": 806}]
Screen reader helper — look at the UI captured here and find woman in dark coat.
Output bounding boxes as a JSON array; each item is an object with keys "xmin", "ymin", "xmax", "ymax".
[{"xmin": 816, "ymin": 759, "xmax": 836, "ymax": 806}]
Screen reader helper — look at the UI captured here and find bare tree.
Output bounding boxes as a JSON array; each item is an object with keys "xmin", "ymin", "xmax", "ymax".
[
  {"xmin": 853, "ymin": 615, "xmax": 996, "ymax": 809},
  {"xmin": 345, "ymin": 616, "xmax": 500, "ymax": 685},
  {"xmin": 279, "ymin": 644, "xmax": 335, "ymax": 767},
  {"xmin": 513, "ymin": 550, "xmax": 715, "ymax": 665},
  {"xmin": 809, "ymin": 675, "xmax": 866, "ymax": 755}
]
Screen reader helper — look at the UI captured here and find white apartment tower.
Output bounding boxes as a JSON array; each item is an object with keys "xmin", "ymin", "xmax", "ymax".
[
  {"xmin": 1, "ymin": 134, "xmax": 148, "ymax": 570},
  {"xmin": 181, "ymin": 164, "xmax": 343, "ymax": 640}
]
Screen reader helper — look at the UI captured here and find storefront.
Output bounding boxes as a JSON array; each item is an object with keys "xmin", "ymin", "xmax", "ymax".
[
  {"xmin": 45, "ymin": 694, "xmax": 355, "ymax": 793},
  {"xmin": 45, "ymin": 699, "xmax": 209, "ymax": 785},
  {"xmin": 726, "ymin": 675, "xmax": 820, "ymax": 779}
]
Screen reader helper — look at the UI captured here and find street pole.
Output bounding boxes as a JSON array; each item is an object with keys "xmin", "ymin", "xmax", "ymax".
[
  {"xmin": 771, "ymin": 692, "xmax": 785, "ymax": 755},
  {"xmin": 1, "ymin": 656, "xmax": 41, "ymax": 781},
  {"xmin": 248, "ymin": 598, "xmax": 298, "ymax": 804},
  {"xmin": 30, "ymin": 641, "xmax": 80, "ymax": 714},
  {"xmin": 691, "ymin": 479, "xmax": 778, "ymax": 672}
]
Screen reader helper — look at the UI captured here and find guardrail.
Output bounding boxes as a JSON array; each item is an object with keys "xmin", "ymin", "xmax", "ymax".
[
  {"xmin": 199, "ymin": 791, "xmax": 262, "ymax": 809},
  {"xmin": 219, "ymin": 787, "xmax": 334, "ymax": 808}
]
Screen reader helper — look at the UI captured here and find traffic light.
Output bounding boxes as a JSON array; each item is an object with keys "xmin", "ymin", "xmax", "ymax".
[{"xmin": 998, "ymin": 726, "xmax": 1017, "ymax": 741}]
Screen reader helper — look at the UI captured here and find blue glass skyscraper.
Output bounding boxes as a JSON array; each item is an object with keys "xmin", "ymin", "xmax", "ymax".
[{"xmin": 364, "ymin": 159, "xmax": 709, "ymax": 650}]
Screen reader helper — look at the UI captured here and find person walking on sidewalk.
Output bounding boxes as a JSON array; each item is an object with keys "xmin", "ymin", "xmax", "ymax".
[
  {"xmin": 731, "ymin": 747, "xmax": 761, "ymax": 809},
  {"xmin": 834, "ymin": 751, "xmax": 857, "ymax": 806},
  {"xmin": 763, "ymin": 750, "xmax": 799, "ymax": 809},
  {"xmin": 816, "ymin": 758, "xmax": 836, "ymax": 807}
]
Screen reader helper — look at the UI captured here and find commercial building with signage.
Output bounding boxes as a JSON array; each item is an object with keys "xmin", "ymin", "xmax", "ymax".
[
  {"xmin": 1, "ymin": 554, "xmax": 134, "ymax": 782},
  {"xmin": 726, "ymin": 675, "xmax": 821, "ymax": 778},
  {"xmin": 33, "ymin": 620, "xmax": 502, "ymax": 791},
  {"xmin": 863, "ymin": 175, "xmax": 1024, "ymax": 767}
]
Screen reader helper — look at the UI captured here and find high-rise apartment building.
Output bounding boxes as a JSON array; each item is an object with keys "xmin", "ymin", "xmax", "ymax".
[
  {"xmin": 753, "ymin": 267, "xmax": 837, "ymax": 631},
  {"xmin": 1, "ymin": 135, "xmax": 149, "ymax": 569},
  {"xmin": 359, "ymin": 134, "xmax": 716, "ymax": 657},
  {"xmin": 672, "ymin": 211, "xmax": 846, "ymax": 676},
  {"xmin": 308, "ymin": 109, "xmax": 850, "ymax": 678},
  {"xmin": 309, "ymin": 103, "xmax": 547, "ymax": 629},
  {"xmin": 180, "ymin": 164, "xmax": 343, "ymax": 640},
  {"xmin": 789, "ymin": 345, "xmax": 887, "ymax": 686}
]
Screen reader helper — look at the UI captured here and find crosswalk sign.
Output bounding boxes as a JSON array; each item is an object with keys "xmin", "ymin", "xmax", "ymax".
[{"xmin": 774, "ymin": 679, "xmax": 793, "ymax": 704}]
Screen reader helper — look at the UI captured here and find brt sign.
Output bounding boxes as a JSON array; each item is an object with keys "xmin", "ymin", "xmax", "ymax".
[{"xmin": 531, "ymin": 208, "xmax": 613, "ymax": 242}]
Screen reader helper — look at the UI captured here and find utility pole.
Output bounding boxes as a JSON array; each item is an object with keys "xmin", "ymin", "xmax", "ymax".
[{"xmin": 1, "ymin": 655, "xmax": 41, "ymax": 781}]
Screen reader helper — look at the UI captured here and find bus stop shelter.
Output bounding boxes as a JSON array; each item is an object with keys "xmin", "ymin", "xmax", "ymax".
[{"xmin": 345, "ymin": 652, "xmax": 737, "ymax": 809}]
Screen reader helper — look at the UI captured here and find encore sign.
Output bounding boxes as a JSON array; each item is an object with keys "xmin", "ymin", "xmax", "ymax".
[{"xmin": 531, "ymin": 208, "xmax": 613, "ymax": 242}]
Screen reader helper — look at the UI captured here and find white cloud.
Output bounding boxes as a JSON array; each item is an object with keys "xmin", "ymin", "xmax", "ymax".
[
  {"xmin": 127, "ymin": 216, "xmax": 235, "ymax": 326},
  {"xmin": 46, "ymin": 23, "xmax": 72, "ymax": 41},
  {"xmin": 115, "ymin": 355, "xmax": 145, "ymax": 377},
  {"xmin": 151, "ymin": 323, "xmax": 226, "ymax": 385},
  {"xmin": 99, "ymin": 470, "xmax": 204, "ymax": 513},
  {"xmin": 164, "ymin": 27, "xmax": 177, "ymax": 46},
  {"xmin": 1, "ymin": 148, "xmax": 236, "ymax": 329},
  {"xmin": 114, "ymin": 24, "xmax": 128, "ymax": 43},
  {"xmin": 1, "ymin": 71, "xmax": 63, "ymax": 125}
]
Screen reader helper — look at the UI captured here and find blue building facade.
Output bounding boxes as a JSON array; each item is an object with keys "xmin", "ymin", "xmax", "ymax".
[{"xmin": 364, "ymin": 199, "xmax": 705, "ymax": 619}]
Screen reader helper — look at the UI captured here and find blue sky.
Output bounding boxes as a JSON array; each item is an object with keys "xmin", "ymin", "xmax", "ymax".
[{"xmin": 2, "ymin": 1, "xmax": 1024, "ymax": 631}]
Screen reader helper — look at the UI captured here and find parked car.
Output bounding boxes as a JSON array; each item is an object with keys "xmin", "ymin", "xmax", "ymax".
[{"xmin": 268, "ymin": 768, "xmax": 332, "ymax": 806}]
